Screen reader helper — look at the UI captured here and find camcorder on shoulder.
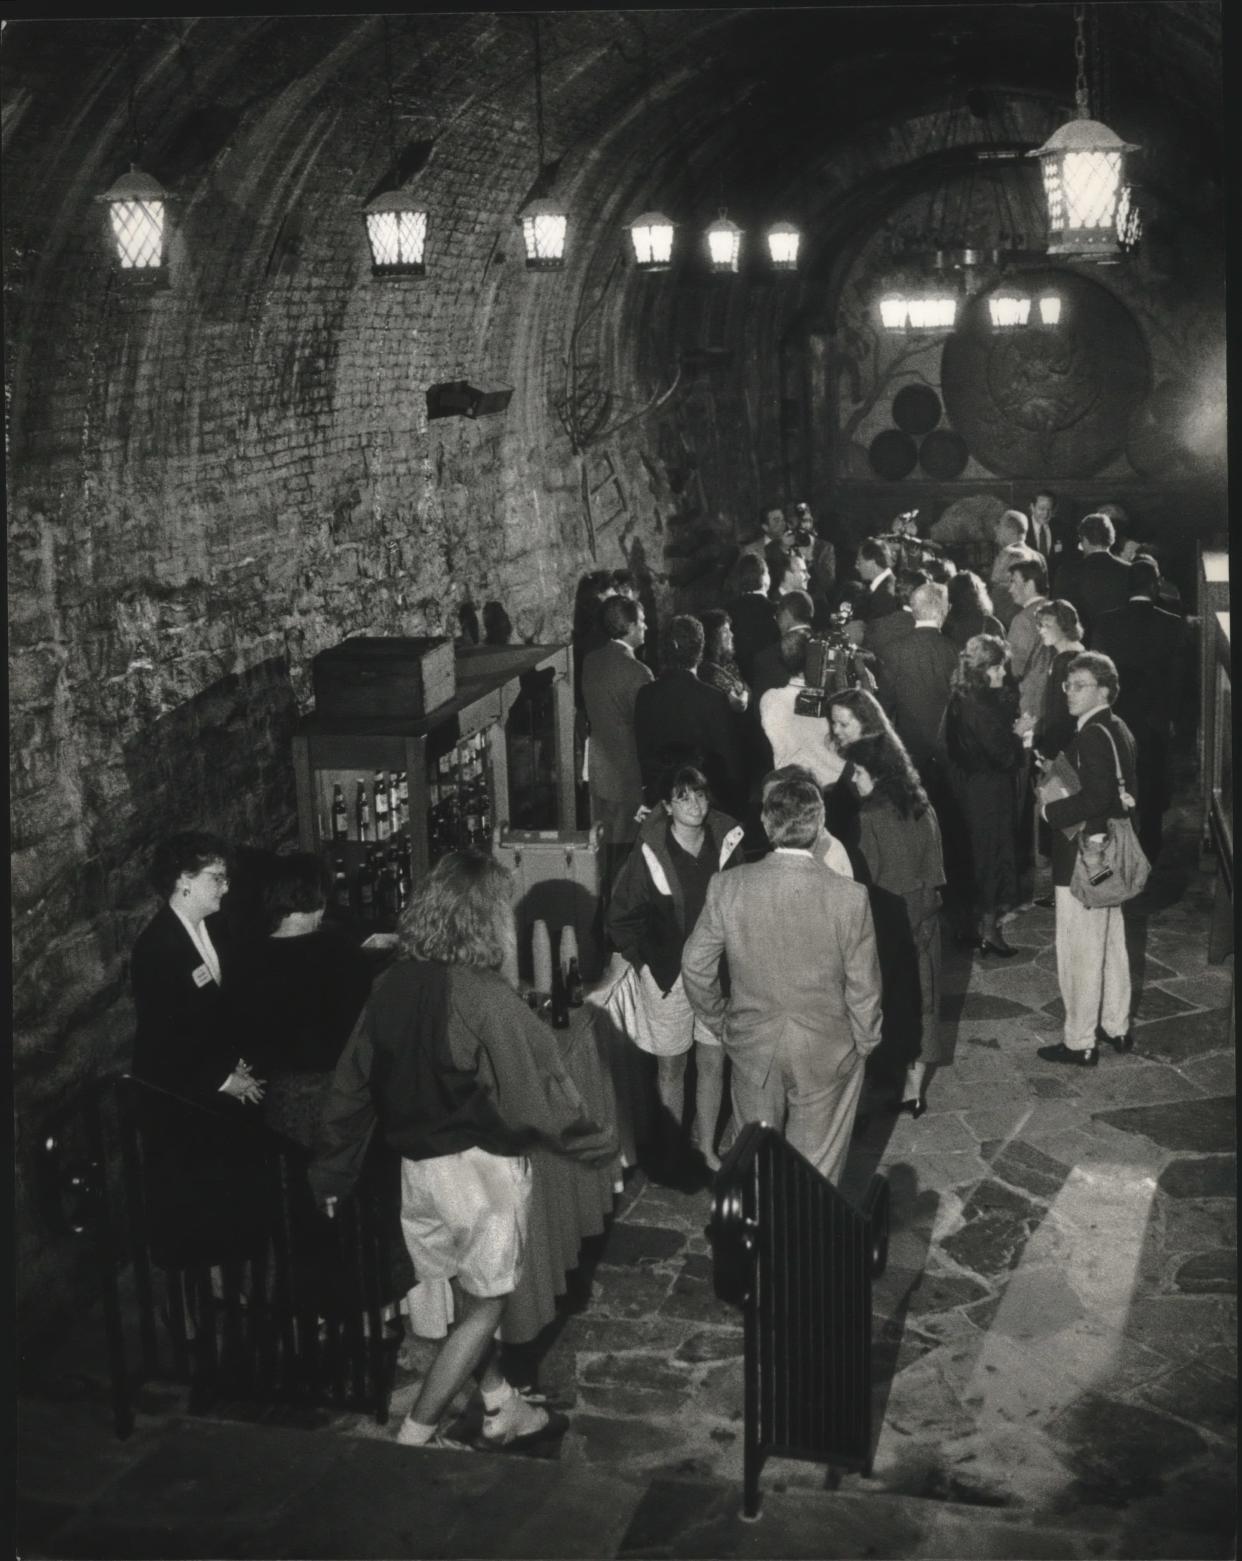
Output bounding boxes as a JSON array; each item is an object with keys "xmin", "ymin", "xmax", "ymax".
[{"xmin": 794, "ymin": 602, "xmax": 865, "ymax": 717}]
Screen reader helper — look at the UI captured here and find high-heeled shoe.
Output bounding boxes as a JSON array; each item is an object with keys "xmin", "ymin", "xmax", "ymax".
[
  {"xmin": 898, "ymin": 1096, "xmax": 926, "ymax": 1119},
  {"xmin": 978, "ymin": 937, "xmax": 1019, "ymax": 958},
  {"xmin": 1098, "ymin": 1030, "xmax": 1135, "ymax": 1054}
]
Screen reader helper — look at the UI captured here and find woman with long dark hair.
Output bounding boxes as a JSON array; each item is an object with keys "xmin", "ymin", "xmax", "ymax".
[
  {"xmin": 942, "ymin": 571, "xmax": 1004, "ymax": 651},
  {"xmin": 697, "ymin": 609, "xmax": 750, "ymax": 713},
  {"xmin": 822, "ymin": 686, "xmax": 904, "ymax": 853},
  {"xmin": 944, "ymin": 635, "xmax": 1025, "ymax": 955},
  {"xmin": 842, "ymin": 734, "xmax": 948, "ymax": 1115}
]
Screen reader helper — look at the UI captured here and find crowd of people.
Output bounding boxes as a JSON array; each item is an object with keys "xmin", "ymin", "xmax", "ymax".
[
  {"xmin": 574, "ymin": 496, "xmax": 1189, "ymax": 1177},
  {"xmin": 127, "ymin": 492, "xmax": 1189, "ymax": 1454}
]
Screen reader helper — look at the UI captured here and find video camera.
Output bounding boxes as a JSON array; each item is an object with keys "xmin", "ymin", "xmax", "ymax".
[{"xmin": 793, "ymin": 602, "xmax": 865, "ymax": 718}]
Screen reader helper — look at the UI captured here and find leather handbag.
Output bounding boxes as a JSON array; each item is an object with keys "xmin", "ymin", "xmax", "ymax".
[{"xmin": 1069, "ymin": 725, "xmax": 1150, "ymax": 908}]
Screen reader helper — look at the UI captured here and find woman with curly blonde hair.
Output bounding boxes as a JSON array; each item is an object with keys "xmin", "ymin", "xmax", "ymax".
[{"xmin": 312, "ymin": 850, "xmax": 616, "ymax": 1453}]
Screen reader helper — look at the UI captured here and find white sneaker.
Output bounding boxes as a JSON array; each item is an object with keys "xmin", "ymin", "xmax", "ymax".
[
  {"xmin": 396, "ymin": 1417, "xmax": 474, "ymax": 1451},
  {"xmin": 481, "ymin": 1386, "xmax": 565, "ymax": 1447}
]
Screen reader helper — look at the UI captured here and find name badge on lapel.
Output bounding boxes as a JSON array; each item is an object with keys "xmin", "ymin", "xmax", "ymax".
[{"xmin": 191, "ymin": 963, "xmax": 213, "ymax": 988}]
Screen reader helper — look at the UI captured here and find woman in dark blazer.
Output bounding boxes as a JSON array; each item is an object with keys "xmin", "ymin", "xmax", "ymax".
[
  {"xmin": 942, "ymin": 571, "xmax": 1004, "ymax": 651},
  {"xmin": 1032, "ymin": 599, "xmax": 1086, "ymax": 761},
  {"xmin": 130, "ymin": 831, "xmax": 267, "ymax": 1269},
  {"xmin": 944, "ymin": 636, "xmax": 1025, "ymax": 956},
  {"xmin": 844, "ymin": 732, "xmax": 949, "ymax": 1117}
]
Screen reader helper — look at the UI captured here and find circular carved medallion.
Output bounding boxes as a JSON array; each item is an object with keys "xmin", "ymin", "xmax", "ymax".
[
  {"xmin": 918, "ymin": 429, "xmax": 969, "ymax": 479},
  {"xmin": 940, "ymin": 270, "xmax": 1151, "ymax": 479}
]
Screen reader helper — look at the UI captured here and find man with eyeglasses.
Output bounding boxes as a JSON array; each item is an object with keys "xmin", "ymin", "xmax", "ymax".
[{"xmin": 1034, "ymin": 652, "xmax": 1139, "ymax": 1067}]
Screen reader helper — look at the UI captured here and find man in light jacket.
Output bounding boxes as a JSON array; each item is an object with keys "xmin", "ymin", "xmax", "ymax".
[{"xmin": 681, "ymin": 776, "xmax": 883, "ymax": 1185}]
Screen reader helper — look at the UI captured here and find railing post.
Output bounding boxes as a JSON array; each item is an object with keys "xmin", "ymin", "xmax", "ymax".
[{"xmin": 83, "ymin": 1088, "xmax": 134, "ymax": 1440}]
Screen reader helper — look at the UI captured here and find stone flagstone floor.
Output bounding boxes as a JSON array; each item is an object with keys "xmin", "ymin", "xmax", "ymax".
[
  {"xmin": 18, "ymin": 792, "xmax": 1236, "ymax": 1559},
  {"xmin": 377, "ymin": 792, "xmax": 1237, "ymax": 1553}
]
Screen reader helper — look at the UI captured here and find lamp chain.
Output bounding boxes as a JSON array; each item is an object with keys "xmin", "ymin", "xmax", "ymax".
[
  {"xmin": 381, "ymin": 15, "xmax": 399, "ymax": 166},
  {"xmin": 532, "ymin": 16, "xmax": 546, "ymax": 170},
  {"xmin": 1073, "ymin": 5, "xmax": 1089, "ymax": 117}
]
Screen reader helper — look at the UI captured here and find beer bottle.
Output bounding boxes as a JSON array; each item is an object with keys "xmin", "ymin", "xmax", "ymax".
[
  {"xmin": 565, "ymin": 956, "xmax": 584, "ymax": 1008},
  {"xmin": 357, "ymin": 849, "xmax": 377, "ymax": 921},
  {"xmin": 373, "ymin": 771, "xmax": 390, "ymax": 841},
  {"xmin": 549, "ymin": 950, "xmax": 570, "ymax": 1029},
  {"xmin": 331, "ymin": 783, "xmax": 349, "ymax": 840},
  {"xmin": 356, "ymin": 778, "xmax": 371, "ymax": 842},
  {"xmin": 331, "ymin": 854, "xmax": 351, "ymax": 912}
]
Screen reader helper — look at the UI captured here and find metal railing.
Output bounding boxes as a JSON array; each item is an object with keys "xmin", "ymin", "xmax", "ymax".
[
  {"xmin": 708, "ymin": 1122, "xmax": 890, "ymax": 1520},
  {"xmin": 35, "ymin": 1073, "xmax": 402, "ymax": 1438}
]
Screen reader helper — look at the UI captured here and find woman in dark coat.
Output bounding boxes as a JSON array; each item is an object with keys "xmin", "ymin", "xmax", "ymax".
[
  {"xmin": 942, "ymin": 571, "xmax": 1004, "ymax": 651},
  {"xmin": 230, "ymin": 852, "xmax": 375, "ymax": 1150},
  {"xmin": 130, "ymin": 831, "xmax": 268, "ymax": 1270},
  {"xmin": 1031, "ymin": 599, "xmax": 1086, "ymax": 761},
  {"xmin": 844, "ymin": 733, "xmax": 949, "ymax": 1115},
  {"xmin": 944, "ymin": 636, "xmax": 1025, "ymax": 956}
]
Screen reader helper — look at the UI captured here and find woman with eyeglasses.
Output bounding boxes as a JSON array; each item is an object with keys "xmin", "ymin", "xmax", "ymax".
[
  {"xmin": 944, "ymin": 635, "xmax": 1025, "ymax": 955},
  {"xmin": 131, "ymin": 831, "xmax": 269, "ymax": 1272}
]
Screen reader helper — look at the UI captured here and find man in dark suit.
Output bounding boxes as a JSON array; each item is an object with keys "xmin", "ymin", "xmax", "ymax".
[
  {"xmin": 1036, "ymin": 652, "xmax": 1139, "ymax": 1066},
  {"xmin": 850, "ymin": 537, "xmax": 899, "ymax": 626},
  {"xmin": 581, "ymin": 595, "xmax": 653, "ymax": 890},
  {"xmin": 750, "ymin": 589, "xmax": 814, "ymax": 705},
  {"xmin": 725, "ymin": 553, "xmax": 779, "ymax": 686},
  {"xmin": 681, "ymin": 776, "xmax": 883, "ymax": 1184},
  {"xmin": 634, "ymin": 614, "xmax": 746, "ymax": 818},
  {"xmin": 874, "ymin": 582, "xmax": 958, "ymax": 777},
  {"xmin": 1093, "ymin": 556, "xmax": 1186, "ymax": 863},
  {"xmin": 1054, "ymin": 513, "xmax": 1132, "ymax": 644}
]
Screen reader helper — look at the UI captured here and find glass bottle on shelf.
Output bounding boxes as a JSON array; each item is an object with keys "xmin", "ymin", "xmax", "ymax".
[
  {"xmin": 396, "ymin": 770, "xmax": 409, "ymax": 834},
  {"xmin": 357, "ymin": 848, "xmax": 377, "ymax": 922},
  {"xmin": 379, "ymin": 850, "xmax": 401, "ymax": 921},
  {"xmin": 388, "ymin": 772, "xmax": 401, "ymax": 834},
  {"xmin": 332, "ymin": 783, "xmax": 349, "ymax": 841},
  {"xmin": 356, "ymin": 778, "xmax": 371, "ymax": 842},
  {"xmin": 331, "ymin": 854, "xmax": 352, "ymax": 912},
  {"xmin": 374, "ymin": 770, "xmax": 390, "ymax": 841}
]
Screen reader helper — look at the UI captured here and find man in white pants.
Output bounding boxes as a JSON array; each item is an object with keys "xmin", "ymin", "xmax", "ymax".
[{"xmin": 1036, "ymin": 652, "xmax": 1139, "ymax": 1066}]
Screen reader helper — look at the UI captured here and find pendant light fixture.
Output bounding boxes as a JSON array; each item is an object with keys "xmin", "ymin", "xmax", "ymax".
[
  {"xmin": 1037, "ymin": 293, "xmax": 1063, "ymax": 326},
  {"xmin": 766, "ymin": 221, "xmax": 801, "ymax": 272},
  {"xmin": 364, "ymin": 18, "xmax": 429, "ymax": 275},
  {"xmin": 517, "ymin": 17, "xmax": 567, "ymax": 270},
  {"xmin": 100, "ymin": 165, "xmax": 169, "ymax": 269},
  {"xmin": 705, "ymin": 211, "xmax": 742, "ymax": 274},
  {"xmin": 1033, "ymin": 5, "xmax": 1138, "ymax": 259},
  {"xmin": 627, "ymin": 211, "xmax": 675, "ymax": 272},
  {"xmin": 989, "ymin": 286, "xmax": 1031, "ymax": 329}
]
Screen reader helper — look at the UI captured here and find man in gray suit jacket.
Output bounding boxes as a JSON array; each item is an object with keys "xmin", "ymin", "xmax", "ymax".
[
  {"xmin": 581, "ymin": 596, "xmax": 653, "ymax": 890},
  {"xmin": 681, "ymin": 777, "xmax": 883, "ymax": 1185}
]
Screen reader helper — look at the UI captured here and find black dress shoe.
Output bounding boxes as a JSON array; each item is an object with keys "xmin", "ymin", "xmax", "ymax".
[
  {"xmin": 898, "ymin": 1097, "xmax": 927, "ymax": 1120},
  {"xmin": 1037, "ymin": 1042, "xmax": 1099, "ymax": 1067},
  {"xmin": 1099, "ymin": 1031, "xmax": 1135, "ymax": 1054},
  {"xmin": 979, "ymin": 938, "xmax": 1019, "ymax": 958},
  {"xmin": 1033, "ymin": 894, "xmax": 1054, "ymax": 909}
]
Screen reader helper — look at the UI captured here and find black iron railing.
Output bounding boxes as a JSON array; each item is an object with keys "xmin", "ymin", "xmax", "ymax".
[
  {"xmin": 708, "ymin": 1122, "xmax": 890, "ymax": 1520},
  {"xmin": 35, "ymin": 1073, "xmax": 401, "ymax": 1438}
]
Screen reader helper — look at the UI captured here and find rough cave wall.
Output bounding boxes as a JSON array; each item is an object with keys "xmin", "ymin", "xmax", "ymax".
[{"xmin": 5, "ymin": 15, "xmax": 688, "ymax": 1329}]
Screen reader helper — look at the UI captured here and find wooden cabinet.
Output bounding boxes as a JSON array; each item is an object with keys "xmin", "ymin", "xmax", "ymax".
[{"xmin": 293, "ymin": 643, "xmax": 575, "ymax": 926}]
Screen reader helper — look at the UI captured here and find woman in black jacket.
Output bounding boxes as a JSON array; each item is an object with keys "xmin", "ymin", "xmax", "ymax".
[
  {"xmin": 944, "ymin": 636, "xmax": 1025, "ymax": 956},
  {"xmin": 942, "ymin": 570, "xmax": 1004, "ymax": 651}
]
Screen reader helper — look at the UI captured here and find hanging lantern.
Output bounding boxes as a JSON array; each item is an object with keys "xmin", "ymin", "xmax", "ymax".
[
  {"xmin": 1037, "ymin": 292, "xmax": 1063, "ymax": 326},
  {"xmin": 1033, "ymin": 6, "xmax": 1138, "ymax": 261},
  {"xmin": 879, "ymin": 294, "xmax": 908, "ymax": 331},
  {"xmin": 1033, "ymin": 119, "xmax": 1138, "ymax": 259},
  {"xmin": 627, "ymin": 210, "xmax": 675, "ymax": 272},
  {"xmin": 989, "ymin": 288, "xmax": 1031, "ymax": 329},
  {"xmin": 364, "ymin": 189, "xmax": 428, "ymax": 275},
  {"xmin": 766, "ymin": 221, "xmax": 800, "ymax": 272},
  {"xmin": 98, "ymin": 166, "xmax": 168, "ymax": 269},
  {"xmin": 519, "ymin": 197, "xmax": 568, "ymax": 270},
  {"xmin": 704, "ymin": 213, "xmax": 742, "ymax": 274}
]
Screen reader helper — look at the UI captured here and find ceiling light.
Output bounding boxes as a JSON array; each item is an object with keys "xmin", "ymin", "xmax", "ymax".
[
  {"xmin": 705, "ymin": 212, "xmax": 742, "ymax": 274},
  {"xmin": 627, "ymin": 211, "xmax": 675, "ymax": 272},
  {"xmin": 98, "ymin": 166, "xmax": 168, "ymax": 270},
  {"xmin": 766, "ymin": 221, "xmax": 800, "ymax": 272},
  {"xmin": 520, "ymin": 197, "xmax": 568, "ymax": 270}
]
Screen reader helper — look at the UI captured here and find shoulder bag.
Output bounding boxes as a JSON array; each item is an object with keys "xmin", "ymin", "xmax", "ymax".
[{"xmin": 1069, "ymin": 724, "xmax": 1150, "ymax": 908}]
